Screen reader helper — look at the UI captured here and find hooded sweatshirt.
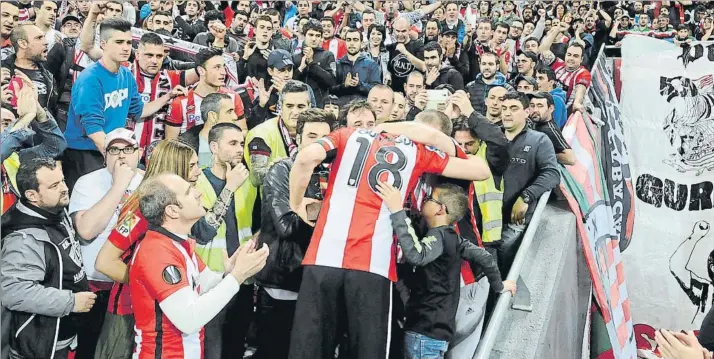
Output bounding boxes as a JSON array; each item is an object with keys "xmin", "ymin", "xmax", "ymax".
[
  {"xmin": 550, "ymin": 87, "xmax": 568, "ymax": 129},
  {"xmin": 427, "ymin": 66, "xmax": 465, "ymax": 91},
  {"xmin": 1, "ymin": 200, "xmax": 88, "ymax": 358}
]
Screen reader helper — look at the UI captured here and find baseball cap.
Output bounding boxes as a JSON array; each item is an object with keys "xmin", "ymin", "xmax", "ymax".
[
  {"xmin": 267, "ymin": 49, "xmax": 294, "ymax": 70},
  {"xmin": 105, "ymin": 128, "xmax": 138, "ymax": 150},
  {"xmin": 61, "ymin": 15, "xmax": 81, "ymax": 27},
  {"xmin": 516, "ymin": 49, "xmax": 539, "ymax": 64},
  {"xmin": 515, "ymin": 75, "xmax": 538, "ymax": 89},
  {"xmin": 441, "ymin": 28, "xmax": 458, "ymax": 37},
  {"xmin": 527, "ymin": 91, "xmax": 554, "ymax": 106}
]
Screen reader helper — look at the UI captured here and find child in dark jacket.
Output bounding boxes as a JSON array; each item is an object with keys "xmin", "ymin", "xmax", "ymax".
[{"xmin": 377, "ymin": 181, "xmax": 516, "ymax": 359}]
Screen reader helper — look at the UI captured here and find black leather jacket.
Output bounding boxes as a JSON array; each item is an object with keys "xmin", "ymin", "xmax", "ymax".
[{"xmin": 255, "ymin": 157, "xmax": 324, "ymax": 292}]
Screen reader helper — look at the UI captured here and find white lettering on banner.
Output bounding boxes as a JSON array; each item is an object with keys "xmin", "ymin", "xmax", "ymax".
[
  {"xmin": 104, "ymin": 88, "xmax": 129, "ymax": 110},
  {"xmin": 619, "ymin": 37, "xmax": 714, "ymax": 337}
]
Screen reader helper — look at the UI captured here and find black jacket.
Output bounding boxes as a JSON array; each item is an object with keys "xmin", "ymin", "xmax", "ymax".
[
  {"xmin": 503, "ymin": 128, "xmax": 560, "ymax": 224},
  {"xmin": 255, "ymin": 157, "xmax": 323, "ymax": 292},
  {"xmin": 293, "ymin": 47, "xmax": 337, "ymax": 108},
  {"xmin": 2, "ymin": 53, "xmax": 58, "ymax": 113},
  {"xmin": 427, "ymin": 66, "xmax": 465, "ymax": 91},
  {"xmin": 467, "ymin": 112, "xmax": 510, "ymax": 178}
]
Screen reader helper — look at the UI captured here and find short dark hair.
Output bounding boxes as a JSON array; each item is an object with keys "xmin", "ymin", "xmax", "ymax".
[
  {"xmin": 368, "ymin": 24, "xmax": 387, "ymax": 48},
  {"xmin": 362, "ymin": 8, "xmax": 376, "ymax": 17},
  {"xmin": 535, "ymin": 65, "xmax": 556, "ymax": 82},
  {"xmin": 676, "ymin": 24, "xmax": 690, "ymax": 32},
  {"xmin": 204, "ymin": 10, "xmax": 225, "ymax": 28},
  {"xmin": 234, "ymin": 10, "xmax": 249, "ymax": 19},
  {"xmin": 415, "ymin": 110, "xmax": 452, "ymax": 135},
  {"xmin": 201, "ymin": 93, "xmax": 232, "ymax": 123},
  {"xmin": 99, "ymin": 18, "xmax": 132, "ymax": 42},
  {"xmin": 451, "ymin": 116, "xmax": 470, "ymax": 136},
  {"xmin": 152, "ymin": 11, "xmax": 173, "ymax": 20},
  {"xmin": 302, "ymin": 19, "xmax": 323, "ymax": 36},
  {"xmin": 281, "ymin": 80, "xmax": 309, "ymax": 97},
  {"xmin": 480, "ymin": 51, "xmax": 500, "ymax": 64},
  {"xmin": 341, "ymin": 99, "xmax": 376, "ymax": 126},
  {"xmin": 495, "ymin": 21, "xmax": 510, "ymax": 33},
  {"xmin": 567, "ymin": 41, "xmax": 585, "ymax": 54},
  {"xmin": 208, "ymin": 122, "xmax": 242, "ymax": 144},
  {"xmin": 139, "ymin": 32, "xmax": 164, "ymax": 46},
  {"xmin": 195, "ymin": 47, "xmax": 223, "ymax": 69},
  {"xmin": 265, "ymin": 8, "xmax": 281, "ymax": 19},
  {"xmin": 426, "ymin": 18, "xmax": 440, "ymax": 31},
  {"xmin": 16, "ymin": 157, "xmax": 59, "ymax": 196},
  {"xmin": 423, "ymin": 41, "xmax": 443, "ymax": 58},
  {"xmin": 433, "ymin": 182, "xmax": 469, "ymax": 224},
  {"xmin": 344, "ymin": 27, "xmax": 363, "ymax": 41},
  {"xmin": 32, "ymin": 1, "xmax": 54, "ymax": 10},
  {"xmin": 477, "ymin": 18, "xmax": 493, "ymax": 30},
  {"xmin": 524, "ymin": 36, "xmax": 540, "ymax": 46},
  {"xmin": 256, "ymin": 15, "xmax": 273, "ymax": 28},
  {"xmin": 502, "ymin": 91, "xmax": 529, "ymax": 109},
  {"xmin": 9, "ymin": 25, "xmax": 31, "ymax": 51},
  {"xmin": 320, "ymin": 17, "xmax": 335, "ymax": 27},
  {"xmin": 296, "ymin": 108, "xmax": 337, "ymax": 137}
]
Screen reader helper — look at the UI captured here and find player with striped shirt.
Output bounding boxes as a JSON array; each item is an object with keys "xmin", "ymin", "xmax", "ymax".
[
  {"xmin": 287, "ymin": 123, "xmax": 492, "ymax": 359},
  {"xmin": 538, "ymin": 23, "xmax": 592, "ymax": 114}
]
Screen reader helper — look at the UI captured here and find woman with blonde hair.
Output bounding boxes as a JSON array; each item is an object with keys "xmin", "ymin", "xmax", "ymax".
[{"xmin": 91, "ymin": 139, "xmax": 221, "ymax": 359}]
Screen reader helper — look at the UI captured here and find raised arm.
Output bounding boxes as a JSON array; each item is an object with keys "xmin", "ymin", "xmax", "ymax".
[{"xmin": 375, "ymin": 121, "xmax": 457, "ymax": 156}]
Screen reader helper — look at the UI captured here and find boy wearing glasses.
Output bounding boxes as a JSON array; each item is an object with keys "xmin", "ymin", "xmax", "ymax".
[
  {"xmin": 68, "ymin": 128, "xmax": 144, "ymax": 358},
  {"xmin": 376, "ymin": 181, "xmax": 515, "ymax": 359}
]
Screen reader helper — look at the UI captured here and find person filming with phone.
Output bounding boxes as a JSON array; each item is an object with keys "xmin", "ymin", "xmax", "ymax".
[{"xmin": 253, "ymin": 108, "xmax": 337, "ymax": 359}]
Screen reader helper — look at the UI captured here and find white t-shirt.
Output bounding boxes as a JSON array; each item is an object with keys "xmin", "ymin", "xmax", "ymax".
[{"xmin": 69, "ymin": 168, "xmax": 143, "ymax": 282}]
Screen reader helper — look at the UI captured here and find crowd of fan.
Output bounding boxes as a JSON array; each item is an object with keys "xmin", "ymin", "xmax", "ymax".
[{"xmin": 1, "ymin": 1, "xmax": 713, "ymax": 359}]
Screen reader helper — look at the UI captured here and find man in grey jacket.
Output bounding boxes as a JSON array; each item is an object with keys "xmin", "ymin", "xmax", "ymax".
[
  {"xmin": 499, "ymin": 91, "xmax": 560, "ymax": 275},
  {"xmin": 1, "ymin": 157, "xmax": 96, "ymax": 359}
]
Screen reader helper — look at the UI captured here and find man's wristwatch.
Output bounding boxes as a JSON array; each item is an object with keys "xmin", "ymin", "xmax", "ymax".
[{"xmin": 521, "ymin": 193, "xmax": 532, "ymax": 204}]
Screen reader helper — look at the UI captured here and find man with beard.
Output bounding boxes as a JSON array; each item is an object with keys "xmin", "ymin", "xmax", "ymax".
[
  {"xmin": 534, "ymin": 65, "xmax": 567, "ymax": 129},
  {"xmin": 387, "ymin": 16, "xmax": 426, "ymax": 93},
  {"xmin": 465, "ymin": 52, "xmax": 512, "ymax": 115},
  {"xmin": 499, "ymin": 92, "xmax": 559, "ymax": 275},
  {"xmin": 166, "ymin": 48, "xmax": 247, "ymax": 139},
  {"xmin": 367, "ymin": 84, "xmax": 395, "ymax": 123},
  {"xmin": 424, "ymin": 41, "xmax": 464, "ymax": 91},
  {"xmin": 32, "ymin": 1, "xmax": 63, "ymax": 52},
  {"xmin": 539, "ymin": 24, "xmax": 592, "ymax": 113},
  {"xmin": 331, "ymin": 28, "xmax": 381, "ymax": 105},
  {"xmin": 63, "ymin": 19, "xmax": 169, "ymax": 192},
  {"xmin": 511, "ymin": 50, "xmax": 538, "ymax": 80},
  {"xmin": 1, "ymin": 157, "xmax": 96, "ymax": 359},
  {"xmin": 0, "ymin": 2, "xmax": 19, "ymax": 61},
  {"xmin": 127, "ymin": 33, "xmax": 198, "ymax": 158},
  {"xmin": 321, "ymin": 17, "xmax": 347, "ymax": 60},
  {"xmin": 527, "ymin": 92, "xmax": 575, "ymax": 166},
  {"xmin": 4, "ymin": 24, "xmax": 58, "ymax": 113},
  {"xmin": 195, "ymin": 123, "xmax": 254, "ymax": 359},
  {"xmin": 466, "ymin": 18, "xmax": 494, "ymax": 78},
  {"xmin": 228, "ymin": 11, "xmax": 251, "ymax": 51},
  {"xmin": 174, "ymin": 0, "xmax": 206, "ymax": 41},
  {"xmin": 245, "ymin": 80, "xmax": 312, "ymax": 189},
  {"xmin": 293, "ymin": 19, "xmax": 337, "ymax": 109},
  {"xmin": 424, "ymin": 19, "xmax": 441, "ymax": 44}
]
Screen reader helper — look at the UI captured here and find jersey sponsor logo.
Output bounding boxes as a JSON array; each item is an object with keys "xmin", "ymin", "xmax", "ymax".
[
  {"xmin": 141, "ymin": 93, "xmax": 151, "ymax": 104},
  {"xmin": 188, "ymin": 114, "xmax": 200, "ymax": 124},
  {"xmin": 104, "ymin": 88, "xmax": 129, "ymax": 110},
  {"xmin": 162, "ymin": 265, "xmax": 182, "ymax": 285},
  {"xmin": 425, "ymin": 145, "xmax": 446, "ymax": 159},
  {"xmin": 523, "ymin": 145, "xmax": 531, "ymax": 152}
]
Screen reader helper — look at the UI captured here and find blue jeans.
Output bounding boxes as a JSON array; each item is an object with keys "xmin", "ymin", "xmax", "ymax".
[{"xmin": 404, "ymin": 331, "xmax": 449, "ymax": 359}]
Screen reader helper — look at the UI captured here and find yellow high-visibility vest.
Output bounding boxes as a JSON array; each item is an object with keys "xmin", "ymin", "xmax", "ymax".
[
  {"xmin": 1, "ymin": 153, "xmax": 20, "ymax": 215},
  {"xmin": 472, "ymin": 142, "xmax": 503, "ymax": 243},
  {"xmin": 194, "ymin": 171, "xmax": 257, "ymax": 271}
]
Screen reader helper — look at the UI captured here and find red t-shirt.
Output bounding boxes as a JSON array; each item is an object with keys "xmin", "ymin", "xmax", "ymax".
[
  {"xmin": 106, "ymin": 209, "xmax": 148, "ymax": 315},
  {"xmin": 129, "ymin": 229, "xmax": 206, "ymax": 359},
  {"xmin": 303, "ymin": 128, "xmax": 450, "ymax": 282}
]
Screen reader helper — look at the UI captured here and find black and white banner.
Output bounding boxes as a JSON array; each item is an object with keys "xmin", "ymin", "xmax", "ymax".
[{"xmin": 620, "ymin": 36, "xmax": 714, "ymax": 333}]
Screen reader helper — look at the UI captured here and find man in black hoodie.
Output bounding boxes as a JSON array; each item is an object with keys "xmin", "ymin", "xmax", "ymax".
[
  {"xmin": 1, "ymin": 157, "xmax": 96, "ymax": 359},
  {"xmin": 423, "ymin": 41, "xmax": 464, "ymax": 91},
  {"xmin": 293, "ymin": 19, "xmax": 337, "ymax": 108}
]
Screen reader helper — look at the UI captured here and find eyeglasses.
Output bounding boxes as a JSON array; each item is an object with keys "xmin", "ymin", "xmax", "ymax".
[
  {"xmin": 106, "ymin": 146, "xmax": 139, "ymax": 155},
  {"xmin": 425, "ymin": 194, "xmax": 449, "ymax": 214}
]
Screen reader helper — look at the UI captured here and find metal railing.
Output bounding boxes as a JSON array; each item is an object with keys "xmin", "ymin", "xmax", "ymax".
[{"xmin": 472, "ymin": 190, "xmax": 553, "ymax": 359}]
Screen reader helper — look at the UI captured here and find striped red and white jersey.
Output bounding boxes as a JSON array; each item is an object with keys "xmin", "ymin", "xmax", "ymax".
[
  {"xmin": 166, "ymin": 88, "xmax": 245, "ymax": 134},
  {"xmin": 129, "ymin": 230, "xmax": 206, "ymax": 359},
  {"xmin": 550, "ymin": 58, "xmax": 592, "ymax": 107},
  {"xmin": 128, "ymin": 66, "xmax": 185, "ymax": 152},
  {"xmin": 323, "ymin": 38, "xmax": 347, "ymax": 61},
  {"xmin": 106, "ymin": 209, "xmax": 148, "ymax": 316},
  {"xmin": 304, "ymin": 128, "xmax": 451, "ymax": 281}
]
